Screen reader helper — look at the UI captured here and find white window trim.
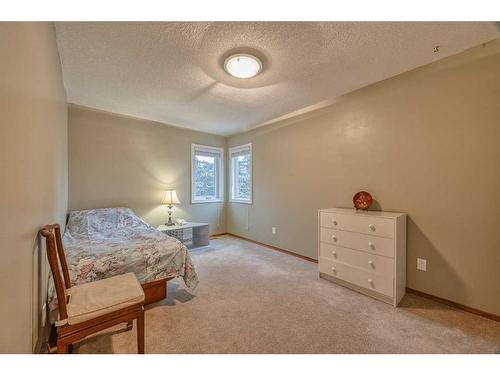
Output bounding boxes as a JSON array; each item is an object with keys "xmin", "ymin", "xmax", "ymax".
[
  {"xmin": 229, "ymin": 143, "xmax": 253, "ymax": 204},
  {"xmin": 191, "ymin": 144, "xmax": 224, "ymax": 204}
]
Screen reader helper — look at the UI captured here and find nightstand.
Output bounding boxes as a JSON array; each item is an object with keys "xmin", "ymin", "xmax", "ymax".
[{"xmin": 157, "ymin": 222, "xmax": 209, "ymax": 248}]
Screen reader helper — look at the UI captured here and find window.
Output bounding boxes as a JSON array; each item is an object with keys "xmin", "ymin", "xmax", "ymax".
[
  {"xmin": 191, "ymin": 144, "xmax": 224, "ymax": 203},
  {"xmin": 229, "ymin": 143, "xmax": 252, "ymax": 204}
]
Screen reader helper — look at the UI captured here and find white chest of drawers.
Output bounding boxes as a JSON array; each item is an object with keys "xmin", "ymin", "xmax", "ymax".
[{"xmin": 318, "ymin": 208, "xmax": 407, "ymax": 306}]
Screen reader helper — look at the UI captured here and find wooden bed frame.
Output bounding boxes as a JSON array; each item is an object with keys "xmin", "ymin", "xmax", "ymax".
[{"xmin": 142, "ymin": 277, "xmax": 174, "ymax": 305}]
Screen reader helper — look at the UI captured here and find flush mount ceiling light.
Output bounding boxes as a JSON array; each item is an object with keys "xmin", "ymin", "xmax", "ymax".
[{"xmin": 224, "ymin": 53, "xmax": 262, "ymax": 79}]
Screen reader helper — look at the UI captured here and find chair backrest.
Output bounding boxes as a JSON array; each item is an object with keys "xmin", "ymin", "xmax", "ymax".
[{"xmin": 41, "ymin": 224, "xmax": 72, "ymax": 323}]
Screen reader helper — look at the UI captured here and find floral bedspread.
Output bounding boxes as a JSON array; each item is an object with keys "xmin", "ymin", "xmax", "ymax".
[{"xmin": 48, "ymin": 207, "xmax": 198, "ymax": 312}]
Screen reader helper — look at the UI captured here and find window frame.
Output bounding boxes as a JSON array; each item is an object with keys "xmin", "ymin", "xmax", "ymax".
[
  {"xmin": 191, "ymin": 144, "xmax": 224, "ymax": 204},
  {"xmin": 229, "ymin": 143, "xmax": 253, "ymax": 204}
]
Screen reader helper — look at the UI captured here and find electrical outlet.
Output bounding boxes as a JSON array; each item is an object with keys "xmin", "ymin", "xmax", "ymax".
[
  {"xmin": 272, "ymin": 227, "xmax": 277, "ymax": 235},
  {"xmin": 417, "ymin": 258, "xmax": 427, "ymax": 271}
]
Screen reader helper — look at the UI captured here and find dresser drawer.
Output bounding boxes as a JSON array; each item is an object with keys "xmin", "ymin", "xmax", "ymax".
[
  {"xmin": 320, "ymin": 227, "xmax": 395, "ymax": 258},
  {"xmin": 320, "ymin": 212, "xmax": 395, "ymax": 238},
  {"xmin": 319, "ymin": 257, "xmax": 394, "ymax": 297},
  {"xmin": 319, "ymin": 242, "xmax": 394, "ymax": 274}
]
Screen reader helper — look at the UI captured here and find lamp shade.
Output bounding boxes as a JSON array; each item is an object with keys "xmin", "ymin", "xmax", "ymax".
[{"xmin": 161, "ymin": 190, "xmax": 180, "ymax": 205}]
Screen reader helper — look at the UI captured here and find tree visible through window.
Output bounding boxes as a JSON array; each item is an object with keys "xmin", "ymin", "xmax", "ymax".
[
  {"xmin": 191, "ymin": 145, "xmax": 223, "ymax": 202},
  {"xmin": 194, "ymin": 155, "xmax": 216, "ymax": 198},
  {"xmin": 230, "ymin": 143, "xmax": 252, "ymax": 203}
]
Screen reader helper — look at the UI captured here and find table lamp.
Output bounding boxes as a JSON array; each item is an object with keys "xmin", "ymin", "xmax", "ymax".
[{"xmin": 161, "ymin": 189, "xmax": 180, "ymax": 226}]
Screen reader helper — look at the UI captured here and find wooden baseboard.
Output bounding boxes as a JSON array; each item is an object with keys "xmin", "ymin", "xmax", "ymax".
[
  {"xmin": 210, "ymin": 232, "xmax": 228, "ymax": 238},
  {"xmin": 406, "ymin": 287, "xmax": 500, "ymax": 323},
  {"xmin": 226, "ymin": 232, "xmax": 318, "ymax": 263}
]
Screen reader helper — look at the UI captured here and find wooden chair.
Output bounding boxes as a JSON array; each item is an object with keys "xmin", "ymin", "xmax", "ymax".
[{"xmin": 41, "ymin": 224, "xmax": 145, "ymax": 354}]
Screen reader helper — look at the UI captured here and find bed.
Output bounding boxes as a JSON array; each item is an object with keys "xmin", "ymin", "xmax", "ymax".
[{"xmin": 48, "ymin": 207, "xmax": 199, "ymax": 314}]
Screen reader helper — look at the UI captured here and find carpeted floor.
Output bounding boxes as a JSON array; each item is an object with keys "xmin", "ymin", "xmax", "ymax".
[{"xmin": 74, "ymin": 235, "xmax": 500, "ymax": 354}]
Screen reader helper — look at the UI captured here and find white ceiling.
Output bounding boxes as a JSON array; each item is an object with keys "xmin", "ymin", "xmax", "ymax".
[{"xmin": 55, "ymin": 22, "xmax": 500, "ymax": 136}]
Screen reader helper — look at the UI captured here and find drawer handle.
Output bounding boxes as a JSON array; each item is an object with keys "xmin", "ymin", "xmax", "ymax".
[
  {"xmin": 332, "ymin": 219, "xmax": 338, "ymax": 226},
  {"xmin": 331, "ymin": 250, "xmax": 337, "ymax": 257},
  {"xmin": 368, "ymin": 260, "xmax": 374, "ymax": 267},
  {"xmin": 368, "ymin": 242, "xmax": 375, "ymax": 249},
  {"xmin": 368, "ymin": 278, "xmax": 373, "ymax": 284},
  {"xmin": 331, "ymin": 235, "xmax": 337, "ymax": 242},
  {"xmin": 368, "ymin": 224, "xmax": 376, "ymax": 231},
  {"xmin": 331, "ymin": 267, "xmax": 336, "ymax": 273}
]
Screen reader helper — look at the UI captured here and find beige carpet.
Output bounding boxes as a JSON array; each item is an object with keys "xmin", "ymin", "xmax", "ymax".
[{"xmin": 75, "ymin": 235, "xmax": 500, "ymax": 354}]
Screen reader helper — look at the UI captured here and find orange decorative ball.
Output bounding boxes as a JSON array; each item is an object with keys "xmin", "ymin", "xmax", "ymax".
[{"xmin": 353, "ymin": 191, "xmax": 373, "ymax": 210}]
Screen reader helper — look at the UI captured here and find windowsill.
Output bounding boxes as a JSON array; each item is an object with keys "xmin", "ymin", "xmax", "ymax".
[
  {"xmin": 229, "ymin": 200, "xmax": 253, "ymax": 205},
  {"xmin": 191, "ymin": 199, "xmax": 224, "ymax": 204}
]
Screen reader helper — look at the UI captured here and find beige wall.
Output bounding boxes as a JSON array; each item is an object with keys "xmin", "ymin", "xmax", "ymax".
[
  {"xmin": 0, "ymin": 23, "xmax": 68, "ymax": 353},
  {"xmin": 68, "ymin": 105, "xmax": 226, "ymax": 233},
  {"xmin": 2, "ymin": 24, "xmax": 497, "ymax": 356},
  {"xmin": 227, "ymin": 40, "xmax": 500, "ymax": 316}
]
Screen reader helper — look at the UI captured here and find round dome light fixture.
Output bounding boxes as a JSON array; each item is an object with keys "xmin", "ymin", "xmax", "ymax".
[{"xmin": 224, "ymin": 53, "xmax": 262, "ymax": 79}]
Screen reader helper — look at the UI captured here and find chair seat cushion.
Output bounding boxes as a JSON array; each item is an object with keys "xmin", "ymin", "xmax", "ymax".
[{"xmin": 59, "ymin": 272, "xmax": 145, "ymax": 326}]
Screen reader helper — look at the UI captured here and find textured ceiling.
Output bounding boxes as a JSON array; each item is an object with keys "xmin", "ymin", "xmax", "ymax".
[{"xmin": 55, "ymin": 22, "xmax": 500, "ymax": 136}]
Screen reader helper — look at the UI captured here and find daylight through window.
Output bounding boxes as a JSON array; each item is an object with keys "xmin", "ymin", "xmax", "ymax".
[
  {"xmin": 229, "ymin": 143, "xmax": 252, "ymax": 203},
  {"xmin": 191, "ymin": 144, "xmax": 224, "ymax": 203}
]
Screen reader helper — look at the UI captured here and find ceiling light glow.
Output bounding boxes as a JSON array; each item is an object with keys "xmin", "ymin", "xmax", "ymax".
[{"xmin": 224, "ymin": 54, "xmax": 262, "ymax": 79}]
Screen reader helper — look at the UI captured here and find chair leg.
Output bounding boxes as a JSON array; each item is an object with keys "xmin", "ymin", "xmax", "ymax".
[
  {"xmin": 137, "ymin": 307, "xmax": 145, "ymax": 354},
  {"xmin": 126, "ymin": 320, "xmax": 133, "ymax": 331},
  {"xmin": 57, "ymin": 339, "xmax": 69, "ymax": 354}
]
